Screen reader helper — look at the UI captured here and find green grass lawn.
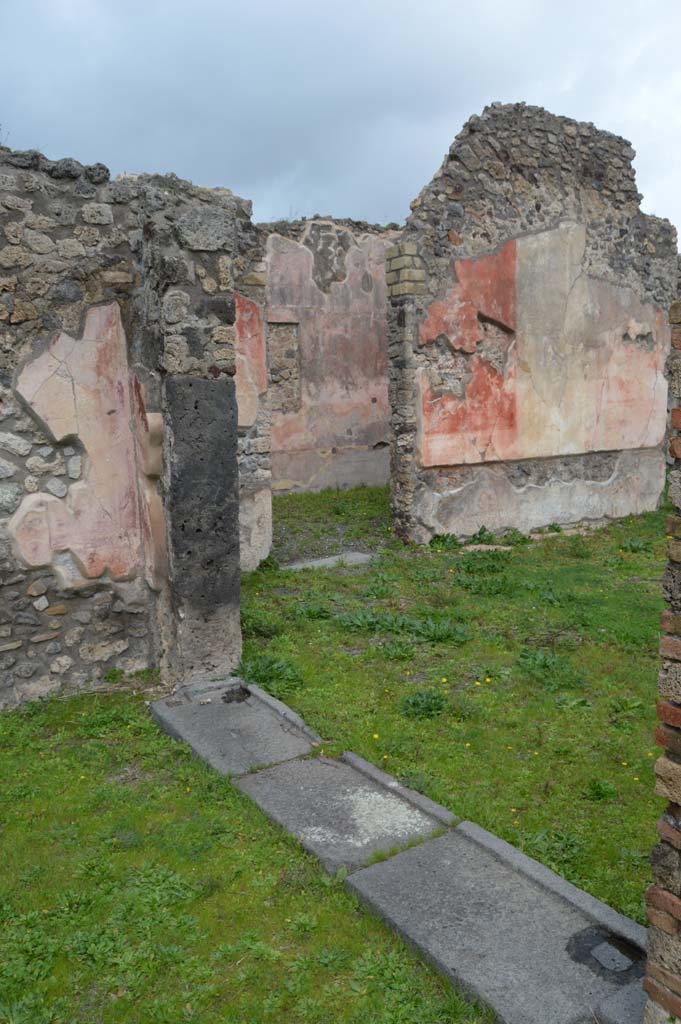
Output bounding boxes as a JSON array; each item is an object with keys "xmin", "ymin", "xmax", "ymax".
[
  {"xmin": 0, "ymin": 484, "xmax": 666, "ymax": 1023},
  {"xmin": 0, "ymin": 695, "xmax": 488, "ymax": 1023},
  {"xmin": 242, "ymin": 484, "xmax": 668, "ymax": 924}
]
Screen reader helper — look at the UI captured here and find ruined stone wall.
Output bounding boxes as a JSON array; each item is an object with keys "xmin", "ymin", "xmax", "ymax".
[
  {"xmin": 233, "ymin": 230, "xmax": 272, "ymax": 571},
  {"xmin": 647, "ymin": 303, "xmax": 681, "ymax": 1022},
  {"xmin": 264, "ymin": 218, "xmax": 396, "ymax": 493},
  {"xmin": 0, "ymin": 147, "xmax": 249, "ymax": 705},
  {"xmin": 388, "ymin": 104, "xmax": 678, "ymax": 542}
]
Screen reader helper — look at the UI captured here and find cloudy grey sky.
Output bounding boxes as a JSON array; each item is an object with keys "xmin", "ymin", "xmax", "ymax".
[{"xmin": 1, "ymin": 0, "xmax": 680, "ymax": 230}]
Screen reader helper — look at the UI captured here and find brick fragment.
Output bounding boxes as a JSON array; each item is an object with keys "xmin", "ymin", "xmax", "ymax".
[
  {"xmin": 672, "ymin": 408, "xmax": 681, "ymax": 428},
  {"xmin": 650, "ymin": 959, "xmax": 681, "ymax": 997},
  {"xmin": 659, "ymin": 702, "xmax": 681, "ymax": 728},
  {"xmin": 656, "ymin": 724, "xmax": 681, "ymax": 759},
  {"xmin": 670, "ymin": 301, "xmax": 681, "ymax": 325},
  {"xmin": 672, "ymin": 437, "xmax": 681, "ymax": 460},
  {"xmin": 659, "ymin": 818, "xmax": 681, "ymax": 852},
  {"xmin": 648, "ymin": 907, "xmax": 679, "ymax": 934},
  {"xmin": 672, "ymin": 325, "xmax": 681, "ymax": 349},
  {"xmin": 662, "ymin": 637, "xmax": 681, "ymax": 662},
  {"xmin": 644, "ymin": 976, "xmax": 681, "ymax": 1018},
  {"xmin": 648, "ymin": 884, "xmax": 681, "ymax": 921}
]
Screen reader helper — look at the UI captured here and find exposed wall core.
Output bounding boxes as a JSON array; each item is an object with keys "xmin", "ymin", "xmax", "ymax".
[
  {"xmin": 264, "ymin": 219, "xmax": 395, "ymax": 493},
  {"xmin": 387, "ymin": 103, "xmax": 677, "ymax": 542}
]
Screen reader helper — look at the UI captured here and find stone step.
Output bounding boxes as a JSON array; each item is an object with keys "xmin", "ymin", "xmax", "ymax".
[
  {"xmin": 282, "ymin": 550, "xmax": 373, "ymax": 571},
  {"xmin": 150, "ymin": 679, "xmax": 319, "ymax": 777},
  {"xmin": 236, "ymin": 752, "xmax": 454, "ymax": 873},
  {"xmin": 347, "ymin": 823, "xmax": 647, "ymax": 1024}
]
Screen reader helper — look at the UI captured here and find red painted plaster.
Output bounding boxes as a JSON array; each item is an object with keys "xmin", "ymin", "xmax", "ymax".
[
  {"xmin": 234, "ymin": 292, "xmax": 267, "ymax": 430},
  {"xmin": 419, "ymin": 240, "xmax": 516, "ymax": 352},
  {"xmin": 420, "ymin": 356, "xmax": 517, "ymax": 467}
]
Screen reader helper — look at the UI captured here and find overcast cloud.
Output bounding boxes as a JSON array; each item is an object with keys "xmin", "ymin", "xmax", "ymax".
[{"xmin": 1, "ymin": 0, "xmax": 680, "ymax": 230}]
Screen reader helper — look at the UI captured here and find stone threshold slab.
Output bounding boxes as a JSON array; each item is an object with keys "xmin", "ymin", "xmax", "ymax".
[
  {"xmin": 150, "ymin": 678, "xmax": 320, "ymax": 777},
  {"xmin": 282, "ymin": 551, "xmax": 373, "ymax": 571},
  {"xmin": 347, "ymin": 823, "xmax": 647, "ymax": 1024},
  {"xmin": 235, "ymin": 752, "xmax": 455, "ymax": 873}
]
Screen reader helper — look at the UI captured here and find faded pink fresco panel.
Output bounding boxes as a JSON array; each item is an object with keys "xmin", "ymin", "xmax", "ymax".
[
  {"xmin": 417, "ymin": 224, "xmax": 669, "ymax": 469},
  {"xmin": 266, "ymin": 229, "xmax": 391, "ymax": 488},
  {"xmin": 10, "ymin": 302, "xmax": 163, "ymax": 588},
  {"xmin": 234, "ymin": 292, "xmax": 267, "ymax": 430}
]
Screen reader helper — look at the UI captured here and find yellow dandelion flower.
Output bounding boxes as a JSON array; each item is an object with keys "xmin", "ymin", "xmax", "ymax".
[{"xmin": 373, "ymin": 733, "xmax": 379, "ymax": 739}]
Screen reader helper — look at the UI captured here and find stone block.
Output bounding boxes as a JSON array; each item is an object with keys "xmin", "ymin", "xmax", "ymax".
[
  {"xmin": 236, "ymin": 755, "xmax": 445, "ymax": 873},
  {"xmin": 81, "ymin": 203, "xmax": 113, "ymax": 225},
  {"xmin": 663, "ymin": 611, "xmax": 681, "ymax": 634},
  {"xmin": 388, "ymin": 255, "xmax": 415, "ymax": 271},
  {"xmin": 662, "ymin": 638, "xmax": 681, "ymax": 662},
  {"xmin": 390, "ymin": 281, "xmax": 426, "ymax": 297},
  {"xmin": 649, "ymin": 926, "xmax": 681, "ymax": 976},
  {"xmin": 657, "ymin": 756, "xmax": 681, "ymax": 803},
  {"xmin": 163, "ymin": 375, "xmax": 241, "ymax": 678},
  {"xmin": 670, "ymin": 302, "xmax": 681, "ymax": 325},
  {"xmin": 652, "ymin": 842, "xmax": 681, "ymax": 895},
  {"xmin": 240, "ymin": 271, "xmax": 267, "ymax": 287},
  {"xmin": 660, "ymin": 664, "xmax": 681, "ymax": 703},
  {"xmin": 347, "ymin": 825, "xmax": 645, "ymax": 1024},
  {"xmin": 151, "ymin": 680, "xmax": 317, "ymax": 777}
]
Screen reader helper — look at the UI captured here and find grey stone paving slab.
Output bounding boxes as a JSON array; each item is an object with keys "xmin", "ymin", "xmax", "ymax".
[
  {"xmin": 283, "ymin": 551, "xmax": 373, "ymax": 571},
  {"xmin": 340, "ymin": 752, "xmax": 457, "ymax": 829},
  {"xmin": 235, "ymin": 755, "xmax": 446, "ymax": 872},
  {"xmin": 151, "ymin": 679, "xmax": 318, "ymax": 777},
  {"xmin": 347, "ymin": 828, "xmax": 646, "ymax": 1024}
]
